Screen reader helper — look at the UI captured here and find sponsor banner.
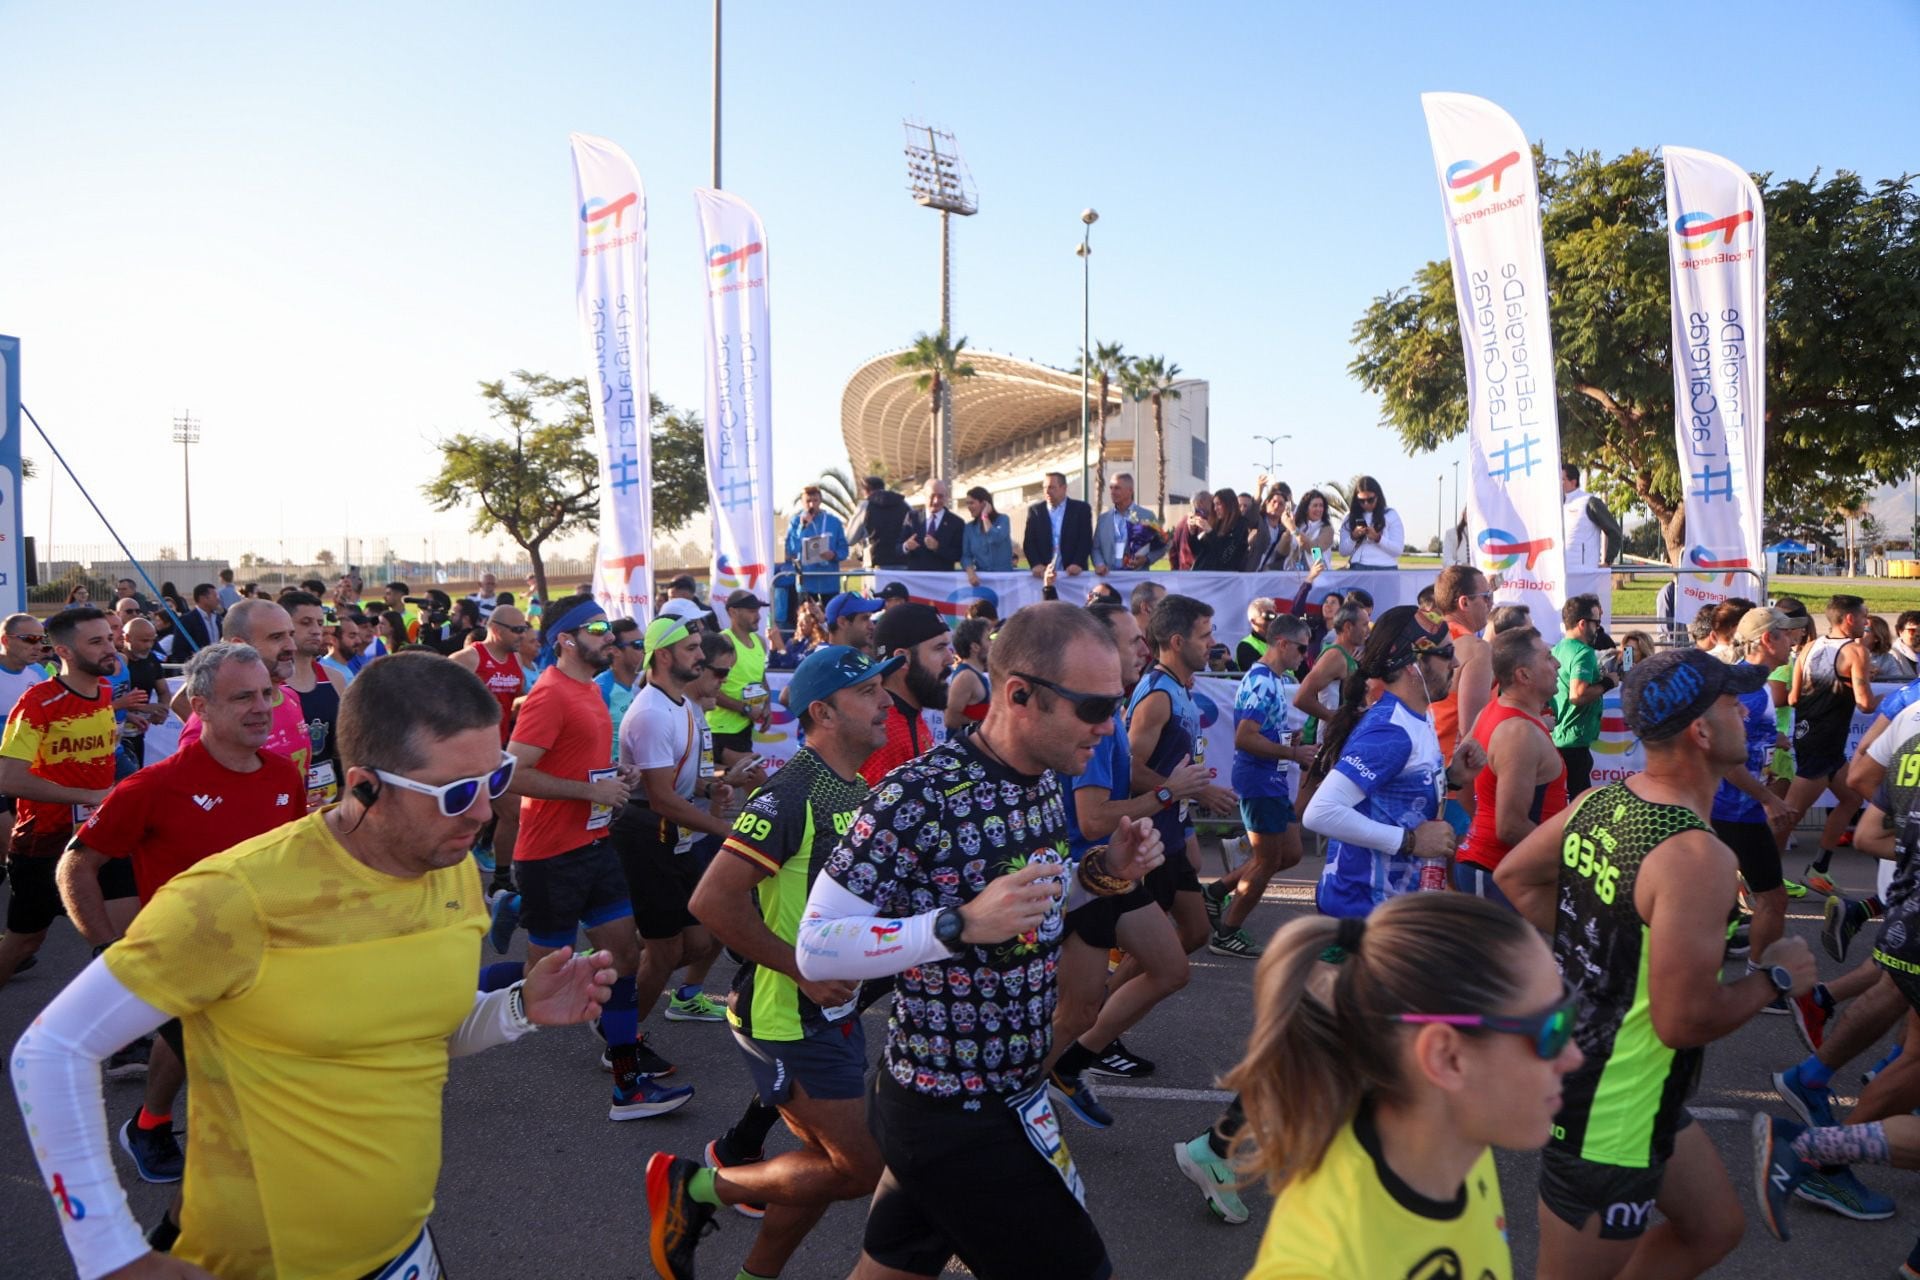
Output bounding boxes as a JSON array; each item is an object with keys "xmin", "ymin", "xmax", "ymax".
[
  {"xmin": 1663, "ymin": 146, "xmax": 1767, "ymax": 612},
  {"xmin": 570, "ymin": 134, "xmax": 654, "ymax": 620},
  {"xmin": 1421, "ymin": 93, "xmax": 1570, "ymax": 642},
  {"xmin": 694, "ymin": 188, "xmax": 776, "ymax": 601}
]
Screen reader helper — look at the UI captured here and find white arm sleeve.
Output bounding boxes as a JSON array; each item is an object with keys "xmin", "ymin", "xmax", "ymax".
[
  {"xmin": 1302, "ymin": 772, "xmax": 1406, "ymax": 854},
  {"xmin": 796, "ymin": 874, "xmax": 951, "ymax": 981},
  {"xmin": 10, "ymin": 959, "xmax": 172, "ymax": 1280},
  {"xmin": 447, "ymin": 987, "xmax": 533, "ymax": 1058}
]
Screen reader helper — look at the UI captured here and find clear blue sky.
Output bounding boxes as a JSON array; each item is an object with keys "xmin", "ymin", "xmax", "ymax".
[{"xmin": 4, "ymin": 1, "xmax": 1915, "ymax": 562}]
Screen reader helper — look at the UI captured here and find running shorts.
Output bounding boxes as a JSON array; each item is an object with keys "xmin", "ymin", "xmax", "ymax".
[
  {"xmin": 1711, "ymin": 819, "xmax": 1783, "ymax": 895},
  {"xmin": 1238, "ymin": 794, "xmax": 1296, "ymax": 835},
  {"xmin": 1538, "ymin": 1111, "xmax": 1694, "ymax": 1241},
  {"xmin": 732, "ymin": 1020, "xmax": 867, "ymax": 1105},
  {"xmin": 515, "ymin": 839, "xmax": 631, "ymax": 948},
  {"xmin": 613, "ymin": 806, "xmax": 702, "ymax": 940}
]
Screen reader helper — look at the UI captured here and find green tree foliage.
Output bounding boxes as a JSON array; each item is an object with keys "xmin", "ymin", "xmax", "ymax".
[
  {"xmin": 1350, "ymin": 150, "xmax": 1920, "ymax": 562},
  {"xmin": 425, "ymin": 371, "xmax": 708, "ymax": 609},
  {"xmin": 896, "ymin": 329, "xmax": 976, "ymax": 481}
]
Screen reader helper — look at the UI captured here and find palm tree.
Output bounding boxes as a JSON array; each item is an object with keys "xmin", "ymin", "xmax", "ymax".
[
  {"xmin": 1318, "ymin": 479, "xmax": 1353, "ymax": 520},
  {"xmin": 895, "ymin": 329, "xmax": 975, "ymax": 482},
  {"xmin": 1090, "ymin": 342, "xmax": 1130, "ymax": 502},
  {"xmin": 1122, "ymin": 355, "xmax": 1181, "ymax": 515},
  {"xmin": 792, "ymin": 466, "xmax": 859, "ymax": 522}
]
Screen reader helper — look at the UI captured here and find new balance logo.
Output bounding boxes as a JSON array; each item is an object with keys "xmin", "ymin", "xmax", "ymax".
[
  {"xmin": 191, "ymin": 794, "xmax": 221, "ymax": 812},
  {"xmin": 275, "ymin": 794, "xmax": 290, "ymax": 806},
  {"xmin": 1770, "ymin": 1165, "xmax": 1793, "ymax": 1193}
]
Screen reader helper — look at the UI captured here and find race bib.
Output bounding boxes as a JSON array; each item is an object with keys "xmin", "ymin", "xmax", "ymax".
[
  {"xmin": 306, "ymin": 759, "xmax": 339, "ymax": 808},
  {"xmin": 369, "ymin": 1223, "xmax": 442, "ymax": 1280},
  {"xmin": 1008, "ymin": 1079, "xmax": 1086, "ymax": 1207},
  {"xmin": 586, "ymin": 767, "xmax": 617, "ymax": 832},
  {"xmin": 72, "ymin": 803, "xmax": 97, "ymax": 827}
]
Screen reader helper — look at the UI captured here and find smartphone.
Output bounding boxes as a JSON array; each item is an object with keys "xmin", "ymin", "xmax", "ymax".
[
  {"xmin": 1309, "ymin": 547, "xmax": 1326, "ymax": 566},
  {"xmin": 733, "ymin": 754, "xmax": 765, "ymax": 774}
]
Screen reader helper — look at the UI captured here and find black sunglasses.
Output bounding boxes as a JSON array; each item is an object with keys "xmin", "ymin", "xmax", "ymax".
[{"xmin": 1012, "ymin": 671, "xmax": 1123, "ymax": 725}]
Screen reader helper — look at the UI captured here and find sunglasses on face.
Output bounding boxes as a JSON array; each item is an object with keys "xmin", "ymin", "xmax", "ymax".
[
  {"xmin": 9, "ymin": 633, "xmax": 45, "ymax": 645},
  {"xmin": 1012, "ymin": 671, "xmax": 1123, "ymax": 725},
  {"xmin": 573, "ymin": 620, "xmax": 612, "ymax": 636},
  {"xmin": 609, "ymin": 638, "xmax": 642, "ymax": 650},
  {"xmin": 1393, "ymin": 983, "xmax": 1582, "ymax": 1060},
  {"xmin": 1355, "ymin": 495, "xmax": 1378, "ymax": 504},
  {"xmin": 496, "ymin": 622, "xmax": 531, "ymax": 635},
  {"xmin": 371, "ymin": 753, "xmax": 517, "ymax": 818}
]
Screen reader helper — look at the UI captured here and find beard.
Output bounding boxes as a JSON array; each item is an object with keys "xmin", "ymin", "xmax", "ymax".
[
  {"xmin": 75, "ymin": 651, "xmax": 120, "ymax": 678},
  {"xmin": 906, "ymin": 655, "xmax": 949, "ymax": 710},
  {"xmin": 669, "ymin": 661, "xmax": 702, "ymax": 686}
]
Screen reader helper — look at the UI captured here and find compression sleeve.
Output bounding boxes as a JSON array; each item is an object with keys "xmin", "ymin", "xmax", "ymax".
[
  {"xmin": 796, "ymin": 874, "xmax": 949, "ymax": 981},
  {"xmin": 10, "ymin": 959, "xmax": 171, "ymax": 1280},
  {"xmin": 1302, "ymin": 772, "xmax": 1407, "ymax": 854},
  {"xmin": 447, "ymin": 987, "xmax": 534, "ymax": 1058}
]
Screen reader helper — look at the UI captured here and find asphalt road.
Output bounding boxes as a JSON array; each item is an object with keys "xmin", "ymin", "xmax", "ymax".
[{"xmin": 1, "ymin": 839, "xmax": 1911, "ymax": 1280}]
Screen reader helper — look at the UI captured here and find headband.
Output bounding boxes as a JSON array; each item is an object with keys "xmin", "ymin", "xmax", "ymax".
[
  {"xmin": 1367, "ymin": 610, "xmax": 1452, "ymax": 679},
  {"xmin": 547, "ymin": 598, "xmax": 606, "ymax": 639}
]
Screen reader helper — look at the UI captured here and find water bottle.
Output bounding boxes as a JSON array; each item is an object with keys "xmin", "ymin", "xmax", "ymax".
[{"xmin": 1418, "ymin": 856, "xmax": 1449, "ymax": 892}]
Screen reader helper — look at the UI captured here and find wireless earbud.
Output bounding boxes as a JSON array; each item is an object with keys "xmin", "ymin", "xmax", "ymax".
[
  {"xmin": 1012, "ymin": 687, "xmax": 1031, "ymax": 706},
  {"xmin": 351, "ymin": 779, "xmax": 380, "ymax": 807}
]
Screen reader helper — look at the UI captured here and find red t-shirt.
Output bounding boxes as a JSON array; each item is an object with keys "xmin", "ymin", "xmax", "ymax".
[
  {"xmin": 78, "ymin": 741, "xmax": 306, "ymax": 903},
  {"xmin": 511, "ymin": 666, "xmax": 614, "ymax": 862},
  {"xmin": 859, "ymin": 693, "xmax": 935, "ymax": 787},
  {"xmin": 0, "ymin": 676, "xmax": 117, "ymax": 849}
]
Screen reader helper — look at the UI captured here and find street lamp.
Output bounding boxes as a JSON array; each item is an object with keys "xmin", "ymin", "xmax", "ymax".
[
  {"xmin": 1252, "ymin": 433, "xmax": 1291, "ymax": 475},
  {"xmin": 1077, "ymin": 208, "xmax": 1098, "ymax": 504},
  {"xmin": 172, "ymin": 411, "xmax": 200, "ymax": 560}
]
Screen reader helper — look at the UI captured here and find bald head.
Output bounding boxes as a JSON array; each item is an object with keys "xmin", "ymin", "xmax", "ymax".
[
  {"xmin": 222, "ymin": 599, "xmax": 296, "ymax": 683},
  {"xmin": 487, "ymin": 605, "xmax": 528, "ymax": 644}
]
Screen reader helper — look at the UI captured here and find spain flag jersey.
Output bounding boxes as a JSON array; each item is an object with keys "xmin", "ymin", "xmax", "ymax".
[{"xmin": 1, "ymin": 676, "xmax": 116, "ymax": 839}]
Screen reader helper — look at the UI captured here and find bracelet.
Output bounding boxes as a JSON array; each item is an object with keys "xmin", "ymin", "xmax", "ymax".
[
  {"xmin": 506, "ymin": 981, "xmax": 536, "ymax": 1035},
  {"xmin": 1077, "ymin": 847, "xmax": 1135, "ymax": 898}
]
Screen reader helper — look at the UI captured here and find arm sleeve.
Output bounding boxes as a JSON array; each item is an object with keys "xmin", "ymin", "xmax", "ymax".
[
  {"xmin": 10, "ymin": 959, "xmax": 174, "ymax": 1280},
  {"xmin": 1302, "ymin": 772, "xmax": 1408, "ymax": 853},
  {"xmin": 795, "ymin": 874, "xmax": 950, "ymax": 981},
  {"xmin": 447, "ymin": 987, "xmax": 533, "ymax": 1057},
  {"xmin": 1378, "ymin": 509, "xmax": 1406, "ymax": 560}
]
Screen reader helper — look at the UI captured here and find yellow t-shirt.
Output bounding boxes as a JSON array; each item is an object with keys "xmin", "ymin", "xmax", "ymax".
[
  {"xmin": 104, "ymin": 811, "xmax": 486, "ymax": 1280},
  {"xmin": 1247, "ymin": 1112, "xmax": 1509, "ymax": 1280}
]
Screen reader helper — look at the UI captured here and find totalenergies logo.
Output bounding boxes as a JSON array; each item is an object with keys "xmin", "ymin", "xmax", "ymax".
[
  {"xmin": 870, "ymin": 922, "xmax": 903, "ymax": 945},
  {"xmin": 580, "ymin": 193, "xmax": 638, "ymax": 237},
  {"xmin": 1675, "ymin": 210, "xmax": 1754, "ymax": 251},
  {"xmin": 708, "ymin": 241, "xmax": 764, "ymax": 279},
  {"xmin": 1594, "ymin": 688, "xmax": 1634, "ymax": 755},
  {"xmin": 1477, "ymin": 528, "xmax": 1555, "ymax": 571},
  {"xmin": 1446, "ymin": 152, "xmax": 1522, "ymax": 204},
  {"xmin": 1687, "ymin": 544, "xmax": 1751, "ymax": 587},
  {"xmin": 713, "ymin": 552, "xmax": 768, "ymax": 594}
]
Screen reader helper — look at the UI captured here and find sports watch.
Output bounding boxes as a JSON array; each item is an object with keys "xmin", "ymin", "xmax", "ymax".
[
  {"xmin": 1155, "ymin": 786, "xmax": 1175, "ymax": 809},
  {"xmin": 1766, "ymin": 965, "xmax": 1795, "ymax": 995},
  {"xmin": 934, "ymin": 907, "xmax": 967, "ymax": 953}
]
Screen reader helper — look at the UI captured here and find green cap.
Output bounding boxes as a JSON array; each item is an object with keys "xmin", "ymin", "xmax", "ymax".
[{"xmin": 643, "ymin": 616, "xmax": 693, "ymax": 661}]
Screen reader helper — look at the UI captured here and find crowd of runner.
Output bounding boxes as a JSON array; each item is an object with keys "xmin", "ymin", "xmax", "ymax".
[{"xmin": 6, "ymin": 565, "xmax": 1920, "ymax": 1278}]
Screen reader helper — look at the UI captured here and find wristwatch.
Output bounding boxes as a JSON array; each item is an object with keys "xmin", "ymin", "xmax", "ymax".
[
  {"xmin": 1155, "ymin": 786, "xmax": 1175, "ymax": 809},
  {"xmin": 1766, "ymin": 965, "xmax": 1795, "ymax": 996},
  {"xmin": 934, "ymin": 907, "xmax": 967, "ymax": 953}
]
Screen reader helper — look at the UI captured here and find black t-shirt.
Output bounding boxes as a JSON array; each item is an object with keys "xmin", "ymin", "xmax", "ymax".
[{"xmin": 819, "ymin": 733, "xmax": 1072, "ymax": 1101}]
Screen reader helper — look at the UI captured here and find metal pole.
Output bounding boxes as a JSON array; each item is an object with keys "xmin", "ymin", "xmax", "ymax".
[
  {"xmin": 1437, "ymin": 474, "xmax": 1443, "ymax": 555},
  {"xmin": 1079, "ymin": 227, "xmax": 1091, "ymax": 504},
  {"xmin": 710, "ymin": 0, "xmax": 722, "ymax": 189},
  {"xmin": 939, "ymin": 209, "xmax": 952, "ymax": 482},
  {"xmin": 182, "ymin": 436, "xmax": 192, "ymax": 559}
]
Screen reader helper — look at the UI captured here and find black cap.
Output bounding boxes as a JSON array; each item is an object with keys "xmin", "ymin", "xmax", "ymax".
[
  {"xmin": 1620, "ymin": 648, "xmax": 1770, "ymax": 742},
  {"xmin": 878, "ymin": 581, "xmax": 911, "ymax": 602},
  {"xmin": 873, "ymin": 603, "xmax": 948, "ymax": 655},
  {"xmin": 725, "ymin": 589, "xmax": 769, "ymax": 610}
]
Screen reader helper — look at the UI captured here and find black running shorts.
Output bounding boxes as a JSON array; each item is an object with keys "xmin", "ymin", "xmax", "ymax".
[
  {"xmin": 514, "ymin": 840, "xmax": 631, "ymax": 948},
  {"xmin": 613, "ymin": 806, "xmax": 702, "ymax": 940},
  {"xmin": 1143, "ymin": 839, "xmax": 1201, "ymax": 910},
  {"xmin": 1711, "ymin": 819, "xmax": 1783, "ymax": 895},
  {"xmin": 1065, "ymin": 881, "xmax": 1153, "ymax": 951},
  {"xmin": 1538, "ymin": 1112, "xmax": 1694, "ymax": 1241}
]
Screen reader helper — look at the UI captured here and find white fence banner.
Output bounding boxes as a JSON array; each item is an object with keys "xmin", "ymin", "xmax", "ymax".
[{"xmin": 695, "ymin": 188, "xmax": 776, "ymax": 600}]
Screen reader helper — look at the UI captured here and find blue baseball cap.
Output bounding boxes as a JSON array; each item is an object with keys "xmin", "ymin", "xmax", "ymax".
[
  {"xmin": 825, "ymin": 591, "xmax": 884, "ymax": 629},
  {"xmin": 1620, "ymin": 647, "xmax": 1768, "ymax": 742},
  {"xmin": 787, "ymin": 645, "xmax": 902, "ymax": 719}
]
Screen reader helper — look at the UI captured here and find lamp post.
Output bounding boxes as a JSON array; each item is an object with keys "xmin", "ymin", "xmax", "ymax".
[
  {"xmin": 1077, "ymin": 209, "xmax": 1097, "ymax": 504},
  {"xmin": 1437, "ymin": 474, "xmax": 1444, "ymax": 556},
  {"xmin": 172, "ymin": 411, "xmax": 200, "ymax": 560},
  {"xmin": 1252, "ymin": 433, "xmax": 1291, "ymax": 476}
]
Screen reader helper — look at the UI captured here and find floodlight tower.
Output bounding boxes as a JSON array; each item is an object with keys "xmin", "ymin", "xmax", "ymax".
[
  {"xmin": 903, "ymin": 122, "xmax": 978, "ymax": 483},
  {"xmin": 172, "ymin": 411, "xmax": 200, "ymax": 560}
]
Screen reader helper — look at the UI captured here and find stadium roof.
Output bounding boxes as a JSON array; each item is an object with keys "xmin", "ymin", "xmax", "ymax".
[{"xmin": 841, "ymin": 348, "xmax": 1122, "ymax": 483}]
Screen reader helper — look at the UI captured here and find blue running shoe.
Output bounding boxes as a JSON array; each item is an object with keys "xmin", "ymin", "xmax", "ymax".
[
  {"xmin": 1049, "ymin": 1069, "xmax": 1114, "ymax": 1129},
  {"xmin": 611, "ymin": 1074, "xmax": 694, "ymax": 1121},
  {"xmin": 1773, "ymin": 1064, "xmax": 1837, "ymax": 1128},
  {"xmin": 1752, "ymin": 1114, "xmax": 1811, "ymax": 1241},
  {"xmin": 487, "ymin": 892, "xmax": 521, "ymax": 955},
  {"xmin": 1795, "ymin": 1165, "xmax": 1896, "ymax": 1221},
  {"xmin": 471, "ymin": 843, "xmax": 496, "ymax": 876}
]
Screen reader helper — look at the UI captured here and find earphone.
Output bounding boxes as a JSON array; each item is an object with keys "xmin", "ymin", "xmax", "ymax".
[
  {"xmin": 1012, "ymin": 687, "xmax": 1030, "ymax": 706},
  {"xmin": 351, "ymin": 779, "xmax": 380, "ymax": 807}
]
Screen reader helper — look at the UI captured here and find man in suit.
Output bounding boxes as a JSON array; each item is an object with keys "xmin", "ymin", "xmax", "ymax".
[
  {"xmin": 177, "ymin": 583, "xmax": 223, "ymax": 653},
  {"xmin": 1022, "ymin": 470, "xmax": 1094, "ymax": 578},
  {"xmin": 1092, "ymin": 472, "xmax": 1161, "ymax": 575},
  {"xmin": 902, "ymin": 479, "xmax": 965, "ymax": 572}
]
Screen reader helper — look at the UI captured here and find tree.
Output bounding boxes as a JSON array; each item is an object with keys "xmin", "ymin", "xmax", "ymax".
[
  {"xmin": 1076, "ymin": 342, "xmax": 1131, "ymax": 504},
  {"xmin": 1350, "ymin": 151, "xmax": 1920, "ymax": 563},
  {"xmin": 314, "ymin": 548, "xmax": 336, "ymax": 568},
  {"xmin": 1121, "ymin": 355, "xmax": 1182, "ymax": 515},
  {"xmin": 895, "ymin": 329, "xmax": 976, "ymax": 483},
  {"xmin": 648, "ymin": 398, "xmax": 709, "ymax": 536}
]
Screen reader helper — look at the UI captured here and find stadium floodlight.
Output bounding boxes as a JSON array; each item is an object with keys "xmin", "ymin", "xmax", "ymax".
[
  {"xmin": 172, "ymin": 411, "xmax": 201, "ymax": 559},
  {"xmin": 903, "ymin": 122, "xmax": 979, "ymax": 482}
]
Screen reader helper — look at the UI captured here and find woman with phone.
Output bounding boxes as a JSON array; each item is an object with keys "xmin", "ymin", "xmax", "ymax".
[
  {"xmin": 1225, "ymin": 893, "xmax": 1581, "ymax": 1278},
  {"xmin": 1337, "ymin": 476, "xmax": 1405, "ymax": 569},
  {"xmin": 1289, "ymin": 490, "xmax": 1338, "ymax": 570}
]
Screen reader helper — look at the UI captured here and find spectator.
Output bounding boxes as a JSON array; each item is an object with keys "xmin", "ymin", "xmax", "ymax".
[
  {"xmin": 901, "ymin": 478, "xmax": 965, "ymax": 572},
  {"xmin": 216, "ymin": 568, "xmax": 242, "ymax": 610},
  {"xmin": 1289, "ymin": 490, "xmax": 1338, "ymax": 570},
  {"xmin": 1085, "ymin": 582, "xmax": 1123, "ymax": 608},
  {"xmin": 770, "ymin": 599, "xmax": 830, "ymax": 670},
  {"xmin": 877, "ymin": 581, "xmax": 911, "ymax": 610},
  {"xmin": 1163, "ymin": 494, "xmax": 1204, "ymax": 571},
  {"xmin": 1337, "ymin": 475, "xmax": 1404, "ymax": 568},
  {"xmin": 1618, "ymin": 630, "xmax": 1656, "ymax": 668},
  {"xmin": 1130, "ymin": 580, "xmax": 1166, "ymax": 644},
  {"xmin": 1190, "ymin": 486, "xmax": 1251, "ymax": 572},
  {"xmin": 1236, "ymin": 597, "xmax": 1280, "ymax": 672},
  {"xmin": 179, "ymin": 584, "xmax": 224, "ymax": 651},
  {"xmin": 784, "ymin": 484, "xmax": 848, "ymax": 603},
  {"xmin": 1092, "ymin": 471, "xmax": 1162, "ymax": 575},
  {"xmin": 1708, "ymin": 598, "xmax": 1754, "ymax": 661},
  {"xmin": 1867, "ymin": 615, "xmax": 1913, "ymax": 681},
  {"xmin": 1560, "ymin": 463, "xmax": 1623, "ymax": 568},
  {"xmin": 824, "ymin": 592, "xmax": 882, "ymax": 655},
  {"xmin": 1894, "ymin": 610, "xmax": 1920, "ymax": 671},
  {"xmin": 1489, "ymin": 603, "xmax": 1533, "ymax": 635},
  {"xmin": 847, "ymin": 475, "xmax": 910, "ymax": 570},
  {"xmin": 1689, "ymin": 604, "xmax": 1718, "ymax": 650},
  {"xmin": 1244, "ymin": 484, "xmax": 1295, "ymax": 573},
  {"xmin": 964, "ymin": 598, "xmax": 999, "ymax": 624},
  {"xmin": 1236, "ymin": 492, "xmax": 1257, "ymax": 522},
  {"xmin": 1022, "ymin": 470, "xmax": 1095, "ymax": 578},
  {"xmin": 1549, "ymin": 593, "xmax": 1616, "ymax": 797},
  {"xmin": 374, "ymin": 610, "xmax": 412, "ymax": 657},
  {"xmin": 66, "ymin": 583, "xmax": 92, "ymax": 605},
  {"xmin": 114, "ymin": 578, "xmax": 152, "ymax": 612},
  {"xmin": 960, "ymin": 485, "xmax": 1016, "ymax": 582}
]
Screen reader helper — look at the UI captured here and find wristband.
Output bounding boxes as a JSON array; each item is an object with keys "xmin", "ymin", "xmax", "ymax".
[
  {"xmin": 1076, "ymin": 847, "xmax": 1135, "ymax": 897},
  {"xmin": 506, "ymin": 981, "xmax": 536, "ymax": 1035},
  {"xmin": 1397, "ymin": 828, "xmax": 1415, "ymax": 857}
]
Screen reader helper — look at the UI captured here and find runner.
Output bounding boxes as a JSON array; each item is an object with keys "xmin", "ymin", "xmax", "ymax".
[
  {"xmin": 1292, "ymin": 601, "xmax": 1369, "ymax": 743},
  {"xmin": 11, "ymin": 652, "xmax": 616, "ymax": 1280},
  {"xmin": 942, "ymin": 617, "xmax": 992, "ymax": 732},
  {"xmin": 1455, "ymin": 626, "xmax": 1566, "ymax": 904},
  {"xmin": 647, "ymin": 645, "xmax": 899, "ymax": 1280},
  {"xmin": 1549, "ymin": 594, "xmax": 1617, "ymax": 799},
  {"xmin": 279, "ymin": 590, "xmax": 350, "ymax": 809},
  {"xmin": 1496, "ymin": 649, "xmax": 1820, "ymax": 1279},
  {"xmin": 174, "ymin": 599, "xmax": 309, "ymax": 782},
  {"xmin": 452, "ymin": 604, "xmax": 529, "ymax": 898},
  {"xmin": 595, "ymin": 616, "xmax": 645, "ymax": 757},
  {"xmin": 708, "ymin": 589, "xmax": 775, "ymax": 767},
  {"xmin": 824, "ymin": 590, "xmax": 882, "ymax": 655},
  {"xmin": 0, "ymin": 607, "xmax": 122, "ymax": 988},
  {"xmin": 1205, "ymin": 613, "xmax": 1315, "ymax": 957},
  {"xmin": 1302, "ymin": 604, "xmax": 1478, "ymax": 917},
  {"xmin": 1787, "ymin": 595, "xmax": 1879, "ymax": 890},
  {"xmin": 0, "ymin": 612, "xmax": 49, "ymax": 871},
  {"xmin": 1223, "ymin": 894, "xmax": 1581, "ymax": 1277},
  {"xmin": 1429, "ymin": 565, "xmax": 1495, "ymax": 764},
  {"xmin": 788, "ymin": 602, "xmax": 1164, "ymax": 1280},
  {"xmin": 861, "ymin": 602, "xmax": 952, "ymax": 784}
]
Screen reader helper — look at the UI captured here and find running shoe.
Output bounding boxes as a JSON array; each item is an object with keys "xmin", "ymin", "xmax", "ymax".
[
  {"xmin": 1795, "ymin": 1166, "xmax": 1896, "ymax": 1221},
  {"xmin": 1781, "ymin": 878, "xmax": 1808, "ymax": 899},
  {"xmin": 1804, "ymin": 863, "xmax": 1838, "ymax": 897},
  {"xmin": 603, "ymin": 1035, "xmax": 678, "ymax": 1078},
  {"xmin": 1865, "ymin": 1044, "xmax": 1903, "ymax": 1085},
  {"xmin": 1173, "ymin": 1132, "xmax": 1250, "ymax": 1225},
  {"xmin": 1822, "ymin": 894, "xmax": 1870, "ymax": 964},
  {"xmin": 1089, "ymin": 1039, "xmax": 1155, "ymax": 1079},
  {"xmin": 1790, "ymin": 988, "xmax": 1830, "ymax": 1054},
  {"xmin": 703, "ymin": 1139, "xmax": 766, "ymax": 1220},
  {"xmin": 1752, "ymin": 1113, "xmax": 1810, "ymax": 1241},
  {"xmin": 1773, "ymin": 1063, "xmax": 1838, "ymax": 1128},
  {"xmin": 104, "ymin": 1038, "xmax": 151, "ymax": 1081},
  {"xmin": 1201, "ymin": 881, "xmax": 1230, "ymax": 927},
  {"xmin": 471, "ymin": 843, "xmax": 496, "ymax": 876},
  {"xmin": 118, "ymin": 1116, "xmax": 184, "ymax": 1184},
  {"xmin": 1207, "ymin": 927, "xmax": 1263, "ymax": 959},
  {"xmin": 665, "ymin": 991, "xmax": 727, "ymax": 1023},
  {"xmin": 1049, "ymin": 1069, "xmax": 1115, "ymax": 1129},
  {"xmin": 1724, "ymin": 919, "xmax": 1751, "ymax": 961},
  {"xmin": 611, "ymin": 1073, "xmax": 695, "ymax": 1121},
  {"xmin": 644, "ymin": 1152, "xmax": 718, "ymax": 1279},
  {"xmin": 487, "ymin": 892, "xmax": 521, "ymax": 955}
]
